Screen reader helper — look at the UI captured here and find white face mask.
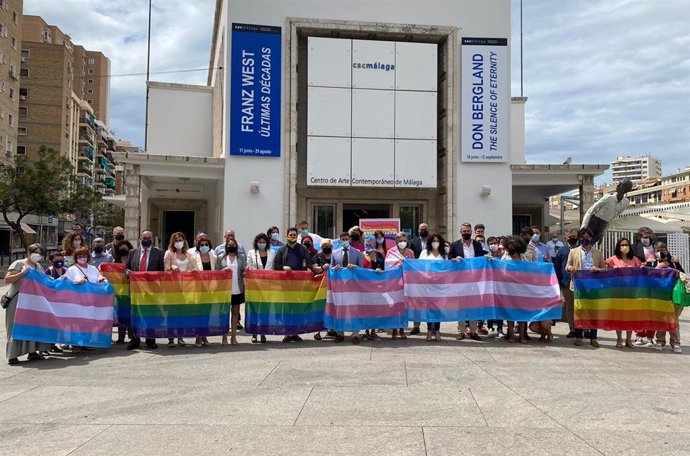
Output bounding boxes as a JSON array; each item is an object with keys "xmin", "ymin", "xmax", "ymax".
[
  {"xmin": 72, "ymin": 240, "xmax": 81, "ymax": 248},
  {"xmin": 174, "ymin": 241, "xmax": 184, "ymax": 250},
  {"xmin": 397, "ymin": 241, "xmax": 407, "ymax": 250},
  {"xmin": 641, "ymin": 237, "xmax": 651, "ymax": 246},
  {"xmin": 489, "ymin": 244, "xmax": 498, "ymax": 252},
  {"xmin": 431, "ymin": 241, "xmax": 440, "ymax": 250},
  {"xmin": 29, "ymin": 253, "xmax": 43, "ymax": 263}
]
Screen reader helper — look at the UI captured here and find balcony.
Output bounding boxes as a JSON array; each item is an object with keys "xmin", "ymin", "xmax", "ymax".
[
  {"xmin": 79, "ymin": 146, "xmax": 94, "ymax": 160},
  {"xmin": 78, "ymin": 135, "xmax": 95, "ymax": 146},
  {"xmin": 105, "ymin": 177, "xmax": 116, "ymax": 188}
]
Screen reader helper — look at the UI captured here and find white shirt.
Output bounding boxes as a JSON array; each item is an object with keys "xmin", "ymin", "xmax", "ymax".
[
  {"xmin": 419, "ymin": 250, "xmax": 446, "ymax": 260},
  {"xmin": 176, "ymin": 257, "xmax": 190, "ymax": 271},
  {"xmin": 462, "ymin": 241, "xmax": 475, "ymax": 259},
  {"xmin": 227, "ymin": 256, "xmax": 240, "ymax": 295},
  {"xmin": 580, "ymin": 248, "xmax": 594, "ymax": 270},
  {"xmin": 65, "ymin": 264, "xmax": 106, "ymax": 284},
  {"xmin": 643, "ymin": 244, "xmax": 656, "ymax": 262}
]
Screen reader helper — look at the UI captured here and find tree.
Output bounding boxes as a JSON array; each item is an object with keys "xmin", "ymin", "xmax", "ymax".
[{"xmin": 0, "ymin": 146, "xmax": 101, "ymax": 250}]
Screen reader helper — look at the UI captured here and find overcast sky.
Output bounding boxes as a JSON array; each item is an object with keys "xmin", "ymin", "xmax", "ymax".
[{"xmin": 25, "ymin": 0, "xmax": 690, "ymax": 184}]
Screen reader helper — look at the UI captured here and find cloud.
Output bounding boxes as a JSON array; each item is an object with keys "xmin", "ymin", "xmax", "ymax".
[
  {"xmin": 511, "ymin": 0, "xmax": 690, "ymax": 182},
  {"xmin": 23, "ymin": 0, "xmax": 216, "ymax": 145}
]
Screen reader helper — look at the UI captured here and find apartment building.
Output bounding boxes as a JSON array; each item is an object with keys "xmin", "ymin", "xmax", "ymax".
[
  {"xmin": 0, "ymin": 0, "xmax": 22, "ymax": 165},
  {"xmin": 611, "ymin": 155, "xmax": 662, "ymax": 183}
]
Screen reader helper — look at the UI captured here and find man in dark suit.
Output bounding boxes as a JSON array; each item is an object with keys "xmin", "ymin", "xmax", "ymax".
[
  {"xmin": 448, "ymin": 222, "xmax": 486, "ymax": 341},
  {"xmin": 126, "ymin": 230, "xmax": 165, "ymax": 350},
  {"xmin": 632, "ymin": 226, "xmax": 655, "ymax": 264}
]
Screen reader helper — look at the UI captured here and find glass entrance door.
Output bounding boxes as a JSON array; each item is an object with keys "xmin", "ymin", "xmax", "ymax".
[{"xmin": 342, "ymin": 204, "xmax": 391, "ymax": 231}]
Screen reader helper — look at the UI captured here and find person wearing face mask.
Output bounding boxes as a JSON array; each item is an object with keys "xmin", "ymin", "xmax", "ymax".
[
  {"xmin": 163, "ymin": 232, "xmax": 199, "ymax": 348},
  {"xmin": 553, "ymin": 229, "xmax": 579, "ymax": 337},
  {"xmin": 190, "ymin": 234, "xmax": 217, "ymax": 347},
  {"xmin": 218, "ymin": 238, "xmax": 247, "ymax": 346},
  {"xmin": 530, "ymin": 226, "xmax": 551, "ymax": 262},
  {"xmin": 111, "ymin": 239, "xmax": 134, "ymax": 345},
  {"xmin": 275, "ymin": 228, "xmax": 313, "ymax": 343},
  {"xmin": 3, "ymin": 243, "xmax": 52, "ymax": 364},
  {"xmin": 46, "ymin": 252, "xmax": 67, "ymax": 280},
  {"xmin": 246, "ymin": 233, "xmax": 275, "ymax": 344},
  {"xmin": 332, "ymin": 231, "xmax": 365, "ymax": 341},
  {"xmin": 214, "ymin": 229, "xmax": 247, "ymax": 257},
  {"xmin": 501, "ymin": 236, "xmax": 530, "ymax": 343},
  {"xmin": 646, "ymin": 243, "xmax": 685, "ymax": 353},
  {"xmin": 604, "ymin": 237, "xmax": 642, "ymax": 349},
  {"xmin": 61, "ymin": 231, "xmax": 84, "ymax": 268},
  {"xmin": 126, "ymin": 230, "xmax": 165, "ymax": 351},
  {"xmin": 267, "ymin": 226, "xmax": 284, "ymax": 252},
  {"xmin": 311, "ymin": 238, "xmax": 334, "ymax": 342},
  {"xmin": 296, "ymin": 220, "xmax": 323, "ymax": 249},
  {"xmin": 408, "ymin": 223, "xmax": 430, "ymax": 335},
  {"xmin": 90, "ymin": 238, "xmax": 113, "ymax": 268},
  {"xmin": 384, "ymin": 232, "xmax": 415, "ymax": 340},
  {"xmin": 358, "ymin": 234, "xmax": 386, "ymax": 341},
  {"xmin": 301, "ymin": 235, "xmax": 318, "ymax": 262},
  {"xmin": 348, "ymin": 226, "xmax": 365, "ymax": 252},
  {"xmin": 519, "ymin": 227, "xmax": 539, "ymax": 263},
  {"xmin": 448, "ymin": 223, "xmax": 485, "ymax": 341},
  {"xmin": 485, "ymin": 237, "xmax": 505, "ymax": 338},
  {"xmin": 632, "ymin": 227, "xmax": 656, "ymax": 264},
  {"xmin": 64, "ymin": 246, "xmax": 108, "ymax": 353},
  {"xmin": 419, "ymin": 233, "xmax": 448, "ymax": 342},
  {"xmin": 566, "ymin": 227, "xmax": 605, "ymax": 348},
  {"xmin": 373, "ymin": 230, "xmax": 388, "ymax": 256},
  {"xmin": 106, "ymin": 226, "xmax": 126, "ymax": 255},
  {"xmin": 546, "ymin": 232, "xmax": 564, "ymax": 261}
]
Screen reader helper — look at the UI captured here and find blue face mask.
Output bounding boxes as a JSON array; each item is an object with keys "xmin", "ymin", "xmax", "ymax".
[
  {"xmin": 257, "ymin": 242, "xmax": 267, "ymax": 251},
  {"xmin": 531, "ymin": 234, "xmax": 540, "ymax": 243},
  {"xmin": 199, "ymin": 245, "xmax": 210, "ymax": 254},
  {"xmin": 341, "ymin": 240, "xmax": 350, "ymax": 249},
  {"xmin": 580, "ymin": 238, "xmax": 591, "ymax": 247},
  {"xmin": 365, "ymin": 244, "xmax": 374, "ymax": 252},
  {"xmin": 141, "ymin": 239, "xmax": 152, "ymax": 248},
  {"xmin": 271, "ymin": 232, "xmax": 280, "ymax": 241}
]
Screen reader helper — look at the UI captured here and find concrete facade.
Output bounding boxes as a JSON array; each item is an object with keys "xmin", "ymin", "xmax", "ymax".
[{"xmin": 0, "ymin": 0, "xmax": 21, "ymax": 165}]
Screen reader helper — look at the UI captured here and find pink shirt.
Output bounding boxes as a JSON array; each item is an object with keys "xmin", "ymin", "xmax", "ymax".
[
  {"xmin": 384, "ymin": 247, "xmax": 415, "ymax": 269},
  {"xmin": 605, "ymin": 256, "xmax": 642, "ymax": 269}
]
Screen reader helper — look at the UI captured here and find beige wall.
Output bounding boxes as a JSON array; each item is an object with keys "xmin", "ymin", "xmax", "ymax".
[{"xmin": 0, "ymin": 0, "xmax": 22, "ymax": 164}]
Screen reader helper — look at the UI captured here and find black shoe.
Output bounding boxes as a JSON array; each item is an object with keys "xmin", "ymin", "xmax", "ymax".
[
  {"xmin": 313, "ymin": 332, "xmax": 322, "ymax": 341},
  {"xmin": 8, "ymin": 358, "xmax": 19, "ymax": 365},
  {"xmin": 145, "ymin": 342, "xmax": 158, "ymax": 350},
  {"xmin": 409, "ymin": 327, "xmax": 421, "ymax": 335},
  {"xmin": 27, "ymin": 352, "xmax": 45, "ymax": 361},
  {"xmin": 237, "ymin": 323, "xmax": 244, "ymax": 330},
  {"xmin": 127, "ymin": 338, "xmax": 141, "ymax": 350},
  {"xmin": 49, "ymin": 344, "xmax": 63, "ymax": 353},
  {"xmin": 469, "ymin": 333, "xmax": 482, "ymax": 341},
  {"xmin": 566, "ymin": 331, "xmax": 576, "ymax": 338},
  {"xmin": 334, "ymin": 335, "xmax": 345, "ymax": 343},
  {"xmin": 292, "ymin": 335, "xmax": 303, "ymax": 342},
  {"xmin": 524, "ymin": 333, "xmax": 532, "ymax": 341},
  {"xmin": 326, "ymin": 329, "xmax": 338, "ymax": 337}
]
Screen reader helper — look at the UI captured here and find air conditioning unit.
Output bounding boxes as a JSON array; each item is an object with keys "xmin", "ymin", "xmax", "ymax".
[
  {"xmin": 20, "ymin": 57, "xmax": 26, "ymax": 62},
  {"xmin": 19, "ymin": 95, "xmax": 25, "ymax": 100}
]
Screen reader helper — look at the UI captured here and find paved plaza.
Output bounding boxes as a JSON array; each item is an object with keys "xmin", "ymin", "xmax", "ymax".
[{"xmin": 1, "ymin": 283, "xmax": 689, "ymax": 456}]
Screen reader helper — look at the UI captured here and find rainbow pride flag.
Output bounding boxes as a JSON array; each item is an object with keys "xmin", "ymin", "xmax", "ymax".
[
  {"xmin": 12, "ymin": 269, "xmax": 115, "ymax": 348},
  {"xmin": 324, "ymin": 267, "xmax": 405, "ymax": 331},
  {"xmin": 99, "ymin": 262, "xmax": 131, "ymax": 327},
  {"xmin": 403, "ymin": 257, "xmax": 562, "ymax": 322},
  {"xmin": 244, "ymin": 270, "xmax": 326, "ymax": 335},
  {"xmin": 129, "ymin": 270, "xmax": 231, "ymax": 338},
  {"xmin": 574, "ymin": 268, "xmax": 677, "ymax": 331}
]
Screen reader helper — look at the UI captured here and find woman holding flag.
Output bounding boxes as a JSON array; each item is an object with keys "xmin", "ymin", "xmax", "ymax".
[
  {"xmin": 246, "ymin": 233, "xmax": 274, "ymax": 343},
  {"xmin": 4, "ymin": 244, "xmax": 51, "ymax": 364},
  {"xmin": 604, "ymin": 237, "xmax": 642, "ymax": 349},
  {"xmin": 218, "ymin": 237, "xmax": 246, "ymax": 346},
  {"xmin": 384, "ymin": 232, "xmax": 415, "ymax": 339},
  {"xmin": 164, "ymin": 232, "xmax": 199, "ymax": 347},
  {"xmin": 419, "ymin": 233, "xmax": 448, "ymax": 342}
]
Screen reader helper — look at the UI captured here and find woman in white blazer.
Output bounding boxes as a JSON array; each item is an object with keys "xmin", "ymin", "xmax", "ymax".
[
  {"xmin": 190, "ymin": 234, "xmax": 217, "ymax": 347},
  {"xmin": 246, "ymin": 233, "xmax": 275, "ymax": 343}
]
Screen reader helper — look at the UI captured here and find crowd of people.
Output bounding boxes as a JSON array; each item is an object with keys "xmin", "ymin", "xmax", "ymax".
[{"xmin": 3, "ymin": 221, "xmax": 685, "ymax": 365}]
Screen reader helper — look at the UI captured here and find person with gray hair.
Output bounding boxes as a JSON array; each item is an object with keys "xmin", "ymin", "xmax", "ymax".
[
  {"xmin": 3, "ymin": 243, "xmax": 51, "ymax": 364},
  {"xmin": 90, "ymin": 237, "xmax": 113, "ymax": 268}
]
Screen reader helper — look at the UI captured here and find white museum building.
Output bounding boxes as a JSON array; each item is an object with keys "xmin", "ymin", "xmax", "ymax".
[{"xmin": 115, "ymin": 0, "xmax": 608, "ymax": 248}]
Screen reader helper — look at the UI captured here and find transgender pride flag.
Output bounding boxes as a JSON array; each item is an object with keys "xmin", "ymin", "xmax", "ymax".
[
  {"xmin": 324, "ymin": 267, "xmax": 405, "ymax": 331},
  {"xmin": 13, "ymin": 269, "xmax": 115, "ymax": 348},
  {"xmin": 403, "ymin": 257, "xmax": 562, "ymax": 323}
]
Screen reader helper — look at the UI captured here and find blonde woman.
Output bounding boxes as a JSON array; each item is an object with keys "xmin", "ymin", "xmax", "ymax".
[
  {"xmin": 163, "ymin": 232, "xmax": 199, "ymax": 347},
  {"xmin": 61, "ymin": 231, "xmax": 84, "ymax": 268}
]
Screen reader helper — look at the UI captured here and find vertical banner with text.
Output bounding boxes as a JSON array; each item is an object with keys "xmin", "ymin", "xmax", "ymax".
[
  {"xmin": 230, "ymin": 23, "xmax": 282, "ymax": 157},
  {"xmin": 460, "ymin": 37, "xmax": 508, "ymax": 163}
]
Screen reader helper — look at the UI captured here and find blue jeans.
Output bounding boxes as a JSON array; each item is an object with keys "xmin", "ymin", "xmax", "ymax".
[{"xmin": 574, "ymin": 328, "xmax": 597, "ymax": 339}]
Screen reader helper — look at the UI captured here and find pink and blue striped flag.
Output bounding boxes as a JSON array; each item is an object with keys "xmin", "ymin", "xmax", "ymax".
[
  {"xmin": 403, "ymin": 257, "xmax": 562, "ymax": 322},
  {"xmin": 324, "ymin": 267, "xmax": 405, "ymax": 331},
  {"xmin": 12, "ymin": 268, "xmax": 115, "ymax": 348}
]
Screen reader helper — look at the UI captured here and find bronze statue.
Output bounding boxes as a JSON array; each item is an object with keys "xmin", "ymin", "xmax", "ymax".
[{"xmin": 580, "ymin": 178, "xmax": 634, "ymax": 245}]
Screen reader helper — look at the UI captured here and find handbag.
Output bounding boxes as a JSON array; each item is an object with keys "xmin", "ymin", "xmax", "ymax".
[{"xmin": 1, "ymin": 291, "xmax": 18, "ymax": 309}]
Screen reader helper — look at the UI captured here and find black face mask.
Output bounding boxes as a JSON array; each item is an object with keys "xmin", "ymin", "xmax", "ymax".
[
  {"xmin": 114, "ymin": 234, "xmax": 125, "ymax": 241},
  {"xmin": 461, "ymin": 233, "xmax": 472, "ymax": 241},
  {"xmin": 419, "ymin": 229, "xmax": 428, "ymax": 238},
  {"xmin": 226, "ymin": 245, "xmax": 238, "ymax": 254},
  {"xmin": 351, "ymin": 233, "xmax": 361, "ymax": 241},
  {"xmin": 567, "ymin": 238, "xmax": 578, "ymax": 246},
  {"xmin": 304, "ymin": 243, "xmax": 312, "ymax": 249},
  {"xmin": 118, "ymin": 249, "xmax": 129, "ymax": 257},
  {"xmin": 322, "ymin": 247, "xmax": 332, "ymax": 255}
]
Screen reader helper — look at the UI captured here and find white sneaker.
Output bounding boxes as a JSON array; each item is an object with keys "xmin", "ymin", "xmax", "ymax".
[
  {"xmin": 633, "ymin": 337, "xmax": 645, "ymax": 346},
  {"xmin": 488, "ymin": 328, "xmax": 497, "ymax": 338},
  {"xmin": 498, "ymin": 328, "xmax": 505, "ymax": 336},
  {"xmin": 653, "ymin": 344, "xmax": 664, "ymax": 351},
  {"xmin": 672, "ymin": 345, "xmax": 682, "ymax": 353},
  {"xmin": 645, "ymin": 339, "xmax": 656, "ymax": 348}
]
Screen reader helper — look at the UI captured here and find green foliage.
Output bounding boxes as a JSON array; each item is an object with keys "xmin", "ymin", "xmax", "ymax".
[{"xmin": 0, "ymin": 145, "xmax": 102, "ymax": 249}]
